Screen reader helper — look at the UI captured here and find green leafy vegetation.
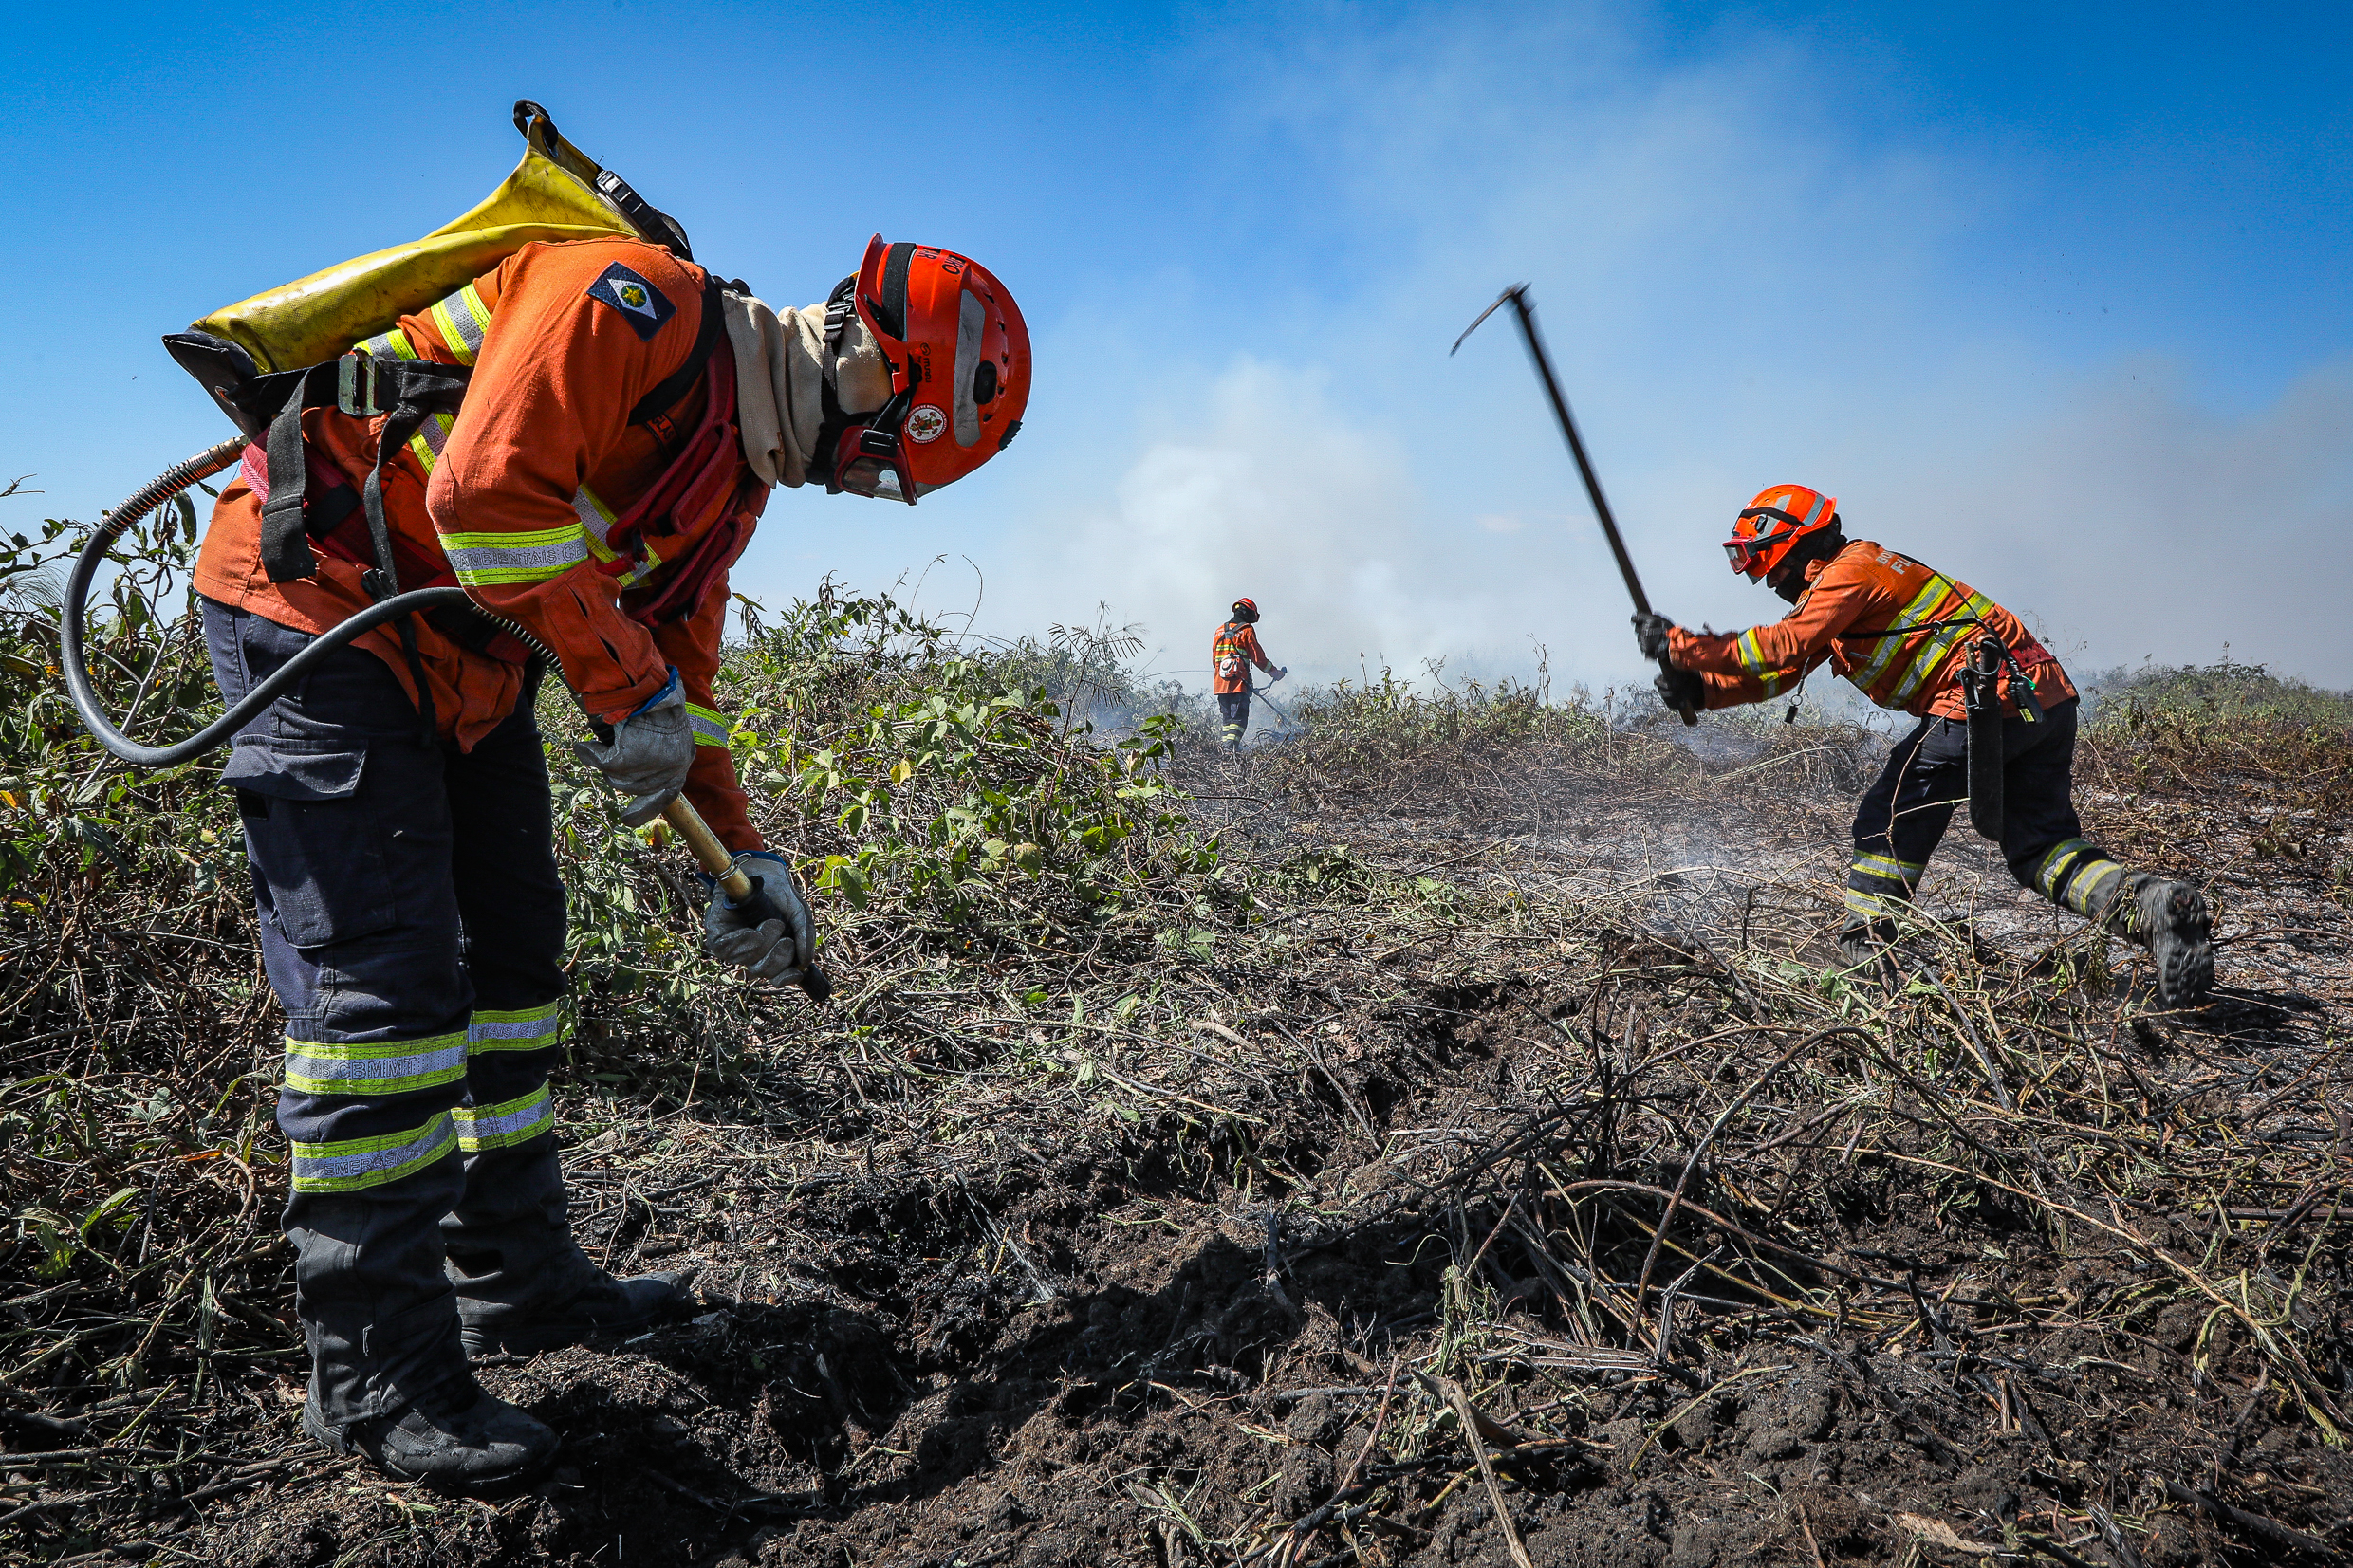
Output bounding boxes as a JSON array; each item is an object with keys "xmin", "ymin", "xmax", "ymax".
[{"xmin": 7, "ymin": 503, "xmax": 2353, "ymax": 1566}]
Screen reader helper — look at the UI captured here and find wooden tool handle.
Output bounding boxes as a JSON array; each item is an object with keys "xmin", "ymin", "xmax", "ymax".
[{"xmin": 662, "ymin": 797, "xmax": 753, "ymax": 896}]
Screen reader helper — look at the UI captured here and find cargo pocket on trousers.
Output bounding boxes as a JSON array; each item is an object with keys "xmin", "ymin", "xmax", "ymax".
[{"xmin": 221, "ymin": 743, "xmax": 397, "ymax": 947}]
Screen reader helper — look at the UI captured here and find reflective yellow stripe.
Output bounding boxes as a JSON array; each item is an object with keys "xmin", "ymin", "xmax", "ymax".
[
  {"xmin": 360, "ymin": 327, "xmax": 420, "ymax": 361},
  {"xmin": 686, "ymin": 703, "xmax": 730, "ymax": 747},
  {"xmin": 454, "ymin": 1084, "xmax": 553, "ymax": 1153},
  {"xmin": 1732, "ymin": 628, "xmax": 1796, "ymax": 695},
  {"xmin": 571, "ymin": 485, "xmax": 662, "ymax": 587},
  {"xmin": 2029, "ymin": 839, "xmax": 2090, "ymax": 897},
  {"xmin": 441, "ymin": 524, "xmax": 589, "ymax": 586},
  {"xmin": 427, "ymin": 283, "xmax": 493, "ymax": 366},
  {"xmin": 1849, "ymin": 851, "xmax": 1923, "ymax": 886},
  {"xmin": 468, "ymin": 1002, "xmax": 562, "ymax": 1056},
  {"xmin": 1849, "ymin": 574, "xmax": 1955, "ymax": 692},
  {"xmin": 1886, "ymin": 590, "xmax": 1994, "ymax": 709},
  {"xmin": 290, "ymin": 1113, "xmax": 455, "ymax": 1192},
  {"xmin": 2030, "ymin": 838, "xmax": 2125, "ymax": 915},
  {"xmin": 1844, "ymin": 887, "xmax": 1903, "ymax": 918},
  {"xmin": 2066, "ymin": 859, "xmax": 2126, "ymax": 917},
  {"xmin": 284, "ymin": 1031, "xmax": 468, "ymax": 1097},
  {"xmin": 574, "ymin": 485, "xmax": 619, "ymax": 552},
  {"xmin": 623, "ymin": 542, "xmax": 661, "ymax": 586},
  {"xmin": 405, "ymin": 410, "xmax": 455, "ymax": 474}
]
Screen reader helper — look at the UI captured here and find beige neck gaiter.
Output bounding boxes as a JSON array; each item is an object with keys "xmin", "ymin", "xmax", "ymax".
[{"xmin": 718, "ymin": 291, "xmax": 893, "ymax": 489}]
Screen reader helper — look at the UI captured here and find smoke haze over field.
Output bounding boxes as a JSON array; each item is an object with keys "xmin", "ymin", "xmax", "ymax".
[
  {"xmin": 973, "ymin": 9, "xmax": 2353, "ymax": 691},
  {"xmin": 8, "ymin": 1, "xmax": 2348, "ymax": 689}
]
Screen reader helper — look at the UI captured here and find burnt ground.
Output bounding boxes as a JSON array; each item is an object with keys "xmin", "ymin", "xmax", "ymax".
[{"xmin": 9, "ymin": 716, "xmax": 2353, "ymax": 1568}]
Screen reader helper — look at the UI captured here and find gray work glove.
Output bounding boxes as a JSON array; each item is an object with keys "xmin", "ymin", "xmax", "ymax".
[
  {"xmin": 1632, "ymin": 612, "xmax": 1675, "ymax": 662},
  {"xmin": 573, "ymin": 668, "xmax": 695, "ymax": 827},
  {"xmin": 700, "ymin": 851, "xmax": 817, "ymax": 983}
]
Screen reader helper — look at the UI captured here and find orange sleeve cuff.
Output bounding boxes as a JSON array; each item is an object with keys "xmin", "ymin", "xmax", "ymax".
[
  {"xmin": 1667, "ymin": 626, "xmax": 1743, "ymax": 678},
  {"xmin": 655, "ymin": 578, "xmax": 758, "ymax": 851},
  {"xmin": 681, "ymin": 745, "xmax": 761, "ymax": 853}
]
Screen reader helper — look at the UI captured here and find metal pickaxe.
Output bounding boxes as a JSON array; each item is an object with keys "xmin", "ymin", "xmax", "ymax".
[{"xmin": 1453, "ymin": 285, "xmax": 1697, "ymax": 726}]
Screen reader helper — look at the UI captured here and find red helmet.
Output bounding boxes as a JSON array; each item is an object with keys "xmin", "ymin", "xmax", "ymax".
[
  {"xmin": 1231, "ymin": 597, "xmax": 1259, "ymax": 622},
  {"xmin": 1724, "ymin": 484, "xmax": 1838, "ymax": 580},
  {"xmin": 828, "ymin": 235, "xmax": 1031, "ymax": 505}
]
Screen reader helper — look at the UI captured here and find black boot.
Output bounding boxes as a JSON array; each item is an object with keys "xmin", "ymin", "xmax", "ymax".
[
  {"xmin": 1837, "ymin": 916, "xmax": 1904, "ymax": 970},
  {"xmin": 2104, "ymin": 873, "xmax": 2214, "ymax": 1006},
  {"xmin": 292, "ymin": 1178, "xmax": 556, "ymax": 1491},
  {"xmin": 303, "ymin": 1376, "xmax": 556, "ymax": 1494},
  {"xmin": 444, "ymin": 1135, "xmax": 689, "ymax": 1356}
]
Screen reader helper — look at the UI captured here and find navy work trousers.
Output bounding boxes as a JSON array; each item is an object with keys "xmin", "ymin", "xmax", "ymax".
[
  {"xmin": 1217, "ymin": 691, "xmax": 1251, "ymax": 747},
  {"xmin": 202, "ymin": 599, "xmax": 567, "ymax": 1421},
  {"xmin": 1844, "ymin": 697, "xmax": 2123, "ymax": 928}
]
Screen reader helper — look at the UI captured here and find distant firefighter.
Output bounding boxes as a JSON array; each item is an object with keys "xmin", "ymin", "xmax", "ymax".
[
  {"xmin": 1635, "ymin": 484, "xmax": 2214, "ymax": 1005},
  {"xmin": 1212, "ymin": 597, "xmax": 1286, "ymax": 755}
]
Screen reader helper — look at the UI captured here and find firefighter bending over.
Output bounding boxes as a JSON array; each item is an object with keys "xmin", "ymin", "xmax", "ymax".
[
  {"xmin": 193, "ymin": 234, "xmax": 1027, "ymax": 1488},
  {"xmin": 1634, "ymin": 484, "xmax": 2214, "ymax": 1005},
  {"xmin": 1213, "ymin": 597, "xmax": 1286, "ymax": 754}
]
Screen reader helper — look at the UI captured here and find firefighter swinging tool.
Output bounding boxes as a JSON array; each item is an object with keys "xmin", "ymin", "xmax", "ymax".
[{"xmin": 1452, "ymin": 286, "xmax": 1696, "ymax": 725}]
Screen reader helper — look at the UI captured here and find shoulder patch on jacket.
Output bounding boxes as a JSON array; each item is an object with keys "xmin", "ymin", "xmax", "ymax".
[{"xmin": 586, "ymin": 262, "xmax": 676, "ymax": 341}]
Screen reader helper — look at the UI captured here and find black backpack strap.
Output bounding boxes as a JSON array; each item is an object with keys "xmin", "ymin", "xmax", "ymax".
[
  {"xmin": 256, "ymin": 355, "xmax": 472, "ymax": 585},
  {"xmin": 256, "ymin": 362, "xmax": 343, "ymax": 582},
  {"xmin": 348, "ymin": 358, "xmax": 472, "ymax": 600},
  {"xmin": 627, "ymin": 279, "xmax": 725, "ymax": 431},
  {"xmin": 353, "ymin": 358, "xmax": 470, "ymax": 745}
]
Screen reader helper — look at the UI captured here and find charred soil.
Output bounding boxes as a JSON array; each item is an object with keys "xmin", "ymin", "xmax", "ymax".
[{"xmin": 8, "ymin": 636, "xmax": 2353, "ymax": 1568}]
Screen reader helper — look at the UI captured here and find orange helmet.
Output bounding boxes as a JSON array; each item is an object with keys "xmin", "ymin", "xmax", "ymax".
[
  {"xmin": 1231, "ymin": 597, "xmax": 1259, "ymax": 622},
  {"xmin": 1724, "ymin": 484, "xmax": 1838, "ymax": 580},
  {"xmin": 827, "ymin": 235, "xmax": 1031, "ymax": 505}
]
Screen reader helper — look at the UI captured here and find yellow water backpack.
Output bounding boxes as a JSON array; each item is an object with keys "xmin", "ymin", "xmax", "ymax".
[
  {"xmin": 175, "ymin": 101, "xmax": 679, "ymax": 387},
  {"xmin": 164, "ymin": 101, "xmax": 727, "ymax": 595}
]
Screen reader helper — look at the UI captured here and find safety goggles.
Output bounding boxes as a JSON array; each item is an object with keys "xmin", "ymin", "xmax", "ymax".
[{"xmin": 1721, "ymin": 505, "xmax": 1806, "ymax": 573}]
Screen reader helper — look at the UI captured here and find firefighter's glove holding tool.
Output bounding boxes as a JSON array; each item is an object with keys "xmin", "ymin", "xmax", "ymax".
[
  {"xmin": 1631, "ymin": 612, "xmax": 1673, "ymax": 663},
  {"xmin": 1654, "ymin": 664, "xmax": 1705, "ymax": 715},
  {"xmin": 575, "ymin": 669, "xmax": 695, "ymax": 826},
  {"xmin": 701, "ymin": 851, "xmax": 817, "ymax": 983},
  {"xmin": 1633, "ymin": 615, "xmax": 1700, "ymax": 711}
]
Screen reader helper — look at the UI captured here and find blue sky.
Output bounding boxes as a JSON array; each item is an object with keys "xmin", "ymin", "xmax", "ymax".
[{"xmin": 6, "ymin": 1, "xmax": 2348, "ymax": 687}]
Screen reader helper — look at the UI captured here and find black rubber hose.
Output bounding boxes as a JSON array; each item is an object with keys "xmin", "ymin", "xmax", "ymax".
[
  {"xmin": 60, "ymin": 438, "xmax": 478, "ymax": 767},
  {"xmin": 68, "ymin": 443, "xmax": 835, "ymax": 1003}
]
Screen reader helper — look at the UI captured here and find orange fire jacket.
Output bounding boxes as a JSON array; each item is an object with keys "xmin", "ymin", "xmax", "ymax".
[
  {"xmin": 1666, "ymin": 541, "xmax": 2077, "ymax": 721},
  {"xmin": 194, "ymin": 238, "xmax": 767, "ymax": 850},
  {"xmin": 1211, "ymin": 620, "xmax": 1274, "ymax": 695}
]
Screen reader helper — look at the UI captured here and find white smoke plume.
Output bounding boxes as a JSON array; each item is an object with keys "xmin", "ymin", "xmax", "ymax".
[{"xmin": 786, "ymin": 7, "xmax": 2353, "ymax": 691}]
